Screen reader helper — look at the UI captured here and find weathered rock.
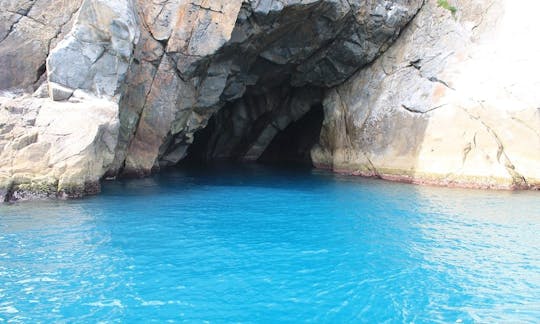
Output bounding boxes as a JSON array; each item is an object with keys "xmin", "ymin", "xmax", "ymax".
[
  {"xmin": 0, "ymin": 92, "xmax": 119, "ymax": 202},
  {"xmin": 107, "ymin": 25, "xmax": 164, "ymax": 176},
  {"xmin": 123, "ymin": 54, "xmax": 187, "ymax": 176},
  {"xmin": 0, "ymin": 0, "xmax": 82, "ymax": 90},
  {"xmin": 47, "ymin": 0, "xmax": 140, "ymax": 101},
  {"xmin": 1, "ymin": 0, "xmax": 539, "ymax": 202},
  {"xmin": 1, "ymin": 0, "xmax": 421, "ymax": 186},
  {"xmin": 117, "ymin": 0, "xmax": 421, "ymax": 175},
  {"xmin": 312, "ymin": 0, "xmax": 540, "ymax": 189}
]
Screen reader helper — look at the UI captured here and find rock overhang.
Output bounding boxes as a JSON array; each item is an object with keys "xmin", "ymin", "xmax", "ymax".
[{"xmin": 114, "ymin": 0, "xmax": 423, "ymax": 175}]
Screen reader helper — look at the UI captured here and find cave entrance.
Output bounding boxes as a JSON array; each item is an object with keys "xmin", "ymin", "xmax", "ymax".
[{"xmin": 181, "ymin": 86, "xmax": 325, "ymax": 167}]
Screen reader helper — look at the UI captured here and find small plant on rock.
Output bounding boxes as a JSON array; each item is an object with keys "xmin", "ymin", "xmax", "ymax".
[{"xmin": 437, "ymin": 0, "xmax": 457, "ymax": 16}]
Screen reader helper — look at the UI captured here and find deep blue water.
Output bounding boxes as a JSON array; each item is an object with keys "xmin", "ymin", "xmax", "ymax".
[{"xmin": 1, "ymin": 165, "xmax": 539, "ymax": 323}]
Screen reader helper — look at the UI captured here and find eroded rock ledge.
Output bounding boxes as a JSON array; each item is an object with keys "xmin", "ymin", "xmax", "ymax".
[{"xmin": 1, "ymin": 0, "xmax": 539, "ymax": 202}]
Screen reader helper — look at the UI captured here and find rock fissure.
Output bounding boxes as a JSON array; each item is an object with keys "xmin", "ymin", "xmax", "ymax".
[
  {"xmin": 401, "ymin": 103, "xmax": 447, "ymax": 114},
  {"xmin": 511, "ymin": 116, "xmax": 540, "ymax": 139},
  {"xmin": 0, "ymin": 0, "xmax": 37, "ymax": 44},
  {"xmin": 37, "ymin": 5, "xmax": 82, "ymax": 87},
  {"xmin": 191, "ymin": 3, "xmax": 225, "ymax": 14},
  {"xmin": 427, "ymin": 76, "xmax": 454, "ymax": 90},
  {"xmin": 471, "ymin": 0, "xmax": 497, "ymax": 32},
  {"xmin": 459, "ymin": 106, "xmax": 529, "ymax": 188},
  {"xmin": 335, "ymin": 88, "xmax": 355, "ymax": 149},
  {"xmin": 5, "ymin": 9, "xmax": 45, "ymax": 26},
  {"xmin": 363, "ymin": 151, "xmax": 381, "ymax": 177}
]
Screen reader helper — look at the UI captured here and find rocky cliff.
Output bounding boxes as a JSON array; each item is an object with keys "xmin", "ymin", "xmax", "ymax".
[
  {"xmin": 0, "ymin": 0, "xmax": 538, "ymax": 201},
  {"xmin": 312, "ymin": 0, "xmax": 540, "ymax": 189}
]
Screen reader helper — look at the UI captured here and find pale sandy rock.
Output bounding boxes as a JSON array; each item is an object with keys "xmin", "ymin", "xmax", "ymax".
[
  {"xmin": 0, "ymin": 93, "xmax": 119, "ymax": 202},
  {"xmin": 313, "ymin": 0, "xmax": 540, "ymax": 189}
]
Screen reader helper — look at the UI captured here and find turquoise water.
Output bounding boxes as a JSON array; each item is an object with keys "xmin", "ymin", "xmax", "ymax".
[{"xmin": 1, "ymin": 165, "xmax": 539, "ymax": 323}]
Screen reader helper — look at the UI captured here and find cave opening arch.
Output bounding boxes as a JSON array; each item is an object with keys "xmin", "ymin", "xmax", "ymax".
[
  {"xmin": 180, "ymin": 84, "xmax": 326, "ymax": 167},
  {"xmin": 139, "ymin": 0, "xmax": 422, "ymax": 175}
]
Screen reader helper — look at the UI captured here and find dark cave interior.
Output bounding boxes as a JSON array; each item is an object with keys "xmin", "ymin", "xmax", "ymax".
[
  {"xmin": 258, "ymin": 103, "xmax": 324, "ymax": 166},
  {"xmin": 181, "ymin": 92, "xmax": 324, "ymax": 167}
]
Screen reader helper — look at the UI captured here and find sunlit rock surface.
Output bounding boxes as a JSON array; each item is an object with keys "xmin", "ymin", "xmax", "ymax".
[
  {"xmin": 0, "ymin": 91, "xmax": 119, "ymax": 201},
  {"xmin": 312, "ymin": 0, "xmax": 540, "ymax": 189}
]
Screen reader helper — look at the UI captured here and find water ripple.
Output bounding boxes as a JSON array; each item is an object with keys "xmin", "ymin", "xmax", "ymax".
[{"xmin": 1, "ymin": 165, "xmax": 539, "ymax": 322}]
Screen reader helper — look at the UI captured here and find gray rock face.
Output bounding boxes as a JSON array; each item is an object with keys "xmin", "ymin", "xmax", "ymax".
[
  {"xmin": 47, "ymin": 0, "xmax": 140, "ymax": 101},
  {"xmin": 0, "ymin": 0, "xmax": 82, "ymax": 91},
  {"xmin": 1, "ymin": 0, "xmax": 538, "ymax": 201},
  {"xmin": 117, "ymin": 0, "xmax": 422, "ymax": 176}
]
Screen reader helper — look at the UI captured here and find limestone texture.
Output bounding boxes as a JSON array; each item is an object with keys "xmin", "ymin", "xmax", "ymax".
[{"xmin": 0, "ymin": 0, "xmax": 539, "ymax": 201}]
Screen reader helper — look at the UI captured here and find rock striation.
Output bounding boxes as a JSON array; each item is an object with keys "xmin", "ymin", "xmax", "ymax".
[
  {"xmin": 0, "ymin": 0, "xmax": 539, "ymax": 201},
  {"xmin": 0, "ymin": 0, "xmax": 83, "ymax": 91}
]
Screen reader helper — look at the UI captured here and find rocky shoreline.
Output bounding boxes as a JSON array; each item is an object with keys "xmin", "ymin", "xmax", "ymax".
[{"xmin": 1, "ymin": 0, "xmax": 539, "ymax": 202}]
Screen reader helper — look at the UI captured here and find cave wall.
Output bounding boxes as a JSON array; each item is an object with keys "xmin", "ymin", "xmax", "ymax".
[
  {"xmin": 259, "ymin": 103, "xmax": 324, "ymax": 165},
  {"xmin": 182, "ymin": 86, "xmax": 324, "ymax": 164},
  {"xmin": 117, "ymin": 0, "xmax": 422, "ymax": 176}
]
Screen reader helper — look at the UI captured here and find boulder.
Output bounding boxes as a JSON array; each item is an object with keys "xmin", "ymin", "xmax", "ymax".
[{"xmin": 0, "ymin": 92, "xmax": 119, "ymax": 202}]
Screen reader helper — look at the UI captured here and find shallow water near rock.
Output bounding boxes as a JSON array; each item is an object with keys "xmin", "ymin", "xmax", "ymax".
[{"xmin": 1, "ymin": 165, "xmax": 539, "ymax": 322}]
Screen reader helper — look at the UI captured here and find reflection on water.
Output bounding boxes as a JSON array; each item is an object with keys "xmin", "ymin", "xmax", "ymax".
[
  {"xmin": 0, "ymin": 203, "xmax": 133, "ymax": 321},
  {"xmin": 0, "ymin": 165, "xmax": 539, "ymax": 322},
  {"xmin": 412, "ymin": 187, "xmax": 540, "ymax": 322}
]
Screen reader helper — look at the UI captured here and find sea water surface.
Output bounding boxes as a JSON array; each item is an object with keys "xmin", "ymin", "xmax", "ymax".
[{"xmin": 1, "ymin": 165, "xmax": 539, "ymax": 323}]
